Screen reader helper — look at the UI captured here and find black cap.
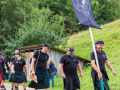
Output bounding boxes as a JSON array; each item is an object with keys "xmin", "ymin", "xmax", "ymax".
[
  {"xmin": 95, "ymin": 40, "xmax": 104, "ymax": 45},
  {"xmin": 2, "ymin": 53, "xmax": 6, "ymax": 56},
  {"xmin": 68, "ymin": 47, "xmax": 74, "ymax": 51},
  {"xmin": 15, "ymin": 52, "xmax": 21, "ymax": 55},
  {"xmin": 43, "ymin": 43, "xmax": 51, "ymax": 48}
]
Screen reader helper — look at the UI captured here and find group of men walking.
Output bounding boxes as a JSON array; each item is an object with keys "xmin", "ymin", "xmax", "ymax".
[
  {"xmin": 0, "ymin": 50, "xmax": 27, "ymax": 90},
  {"xmin": 0, "ymin": 41, "xmax": 116, "ymax": 90}
]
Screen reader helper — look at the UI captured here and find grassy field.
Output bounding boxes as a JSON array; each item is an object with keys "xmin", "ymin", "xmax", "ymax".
[
  {"xmin": 6, "ymin": 20, "xmax": 120, "ymax": 90},
  {"xmin": 58, "ymin": 19, "xmax": 120, "ymax": 90}
]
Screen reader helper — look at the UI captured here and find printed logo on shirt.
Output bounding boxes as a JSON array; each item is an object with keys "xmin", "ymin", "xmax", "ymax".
[
  {"xmin": 73, "ymin": 59, "xmax": 77, "ymax": 62},
  {"xmin": 16, "ymin": 61, "xmax": 22, "ymax": 64},
  {"xmin": 45, "ymin": 56, "xmax": 48, "ymax": 60},
  {"xmin": 19, "ymin": 62, "xmax": 22, "ymax": 64},
  {"xmin": 102, "ymin": 55, "xmax": 106, "ymax": 58}
]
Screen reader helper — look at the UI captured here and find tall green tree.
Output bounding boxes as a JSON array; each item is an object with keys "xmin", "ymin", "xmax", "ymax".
[
  {"xmin": 3, "ymin": 1, "xmax": 66, "ymax": 53},
  {"xmin": 38, "ymin": 0, "xmax": 120, "ymax": 33}
]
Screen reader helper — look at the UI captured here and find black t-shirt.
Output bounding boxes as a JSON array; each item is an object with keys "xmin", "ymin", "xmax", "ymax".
[
  {"xmin": 90, "ymin": 50, "xmax": 107, "ymax": 71},
  {"xmin": 13, "ymin": 58, "xmax": 26, "ymax": 71},
  {"xmin": 11, "ymin": 56, "xmax": 16, "ymax": 63},
  {"xmin": 2, "ymin": 58, "xmax": 9, "ymax": 71},
  {"xmin": 0, "ymin": 57, "xmax": 5, "ymax": 72},
  {"xmin": 59, "ymin": 54, "xmax": 79, "ymax": 76},
  {"xmin": 33, "ymin": 50, "xmax": 49, "ymax": 69},
  {"xmin": 3, "ymin": 58, "xmax": 9, "ymax": 65}
]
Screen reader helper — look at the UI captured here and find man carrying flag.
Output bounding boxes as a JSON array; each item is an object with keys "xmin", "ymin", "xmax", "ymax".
[
  {"xmin": 71, "ymin": 0, "xmax": 116, "ymax": 89},
  {"xmin": 90, "ymin": 40, "xmax": 116, "ymax": 90}
]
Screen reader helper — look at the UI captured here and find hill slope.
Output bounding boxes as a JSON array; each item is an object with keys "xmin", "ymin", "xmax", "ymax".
[
  {"xmin": 62, "ymin": 19, "xmax": 120, "ymax": 61},
  {"xmin": 59, "ymin": 19, "xmax": 120, "ymax": 90}
]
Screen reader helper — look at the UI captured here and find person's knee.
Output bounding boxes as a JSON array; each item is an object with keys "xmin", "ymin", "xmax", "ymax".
[
  {"xmin": 46, "ymin": 88, "xmax": 49, "ymax": 90},
  {"xmin": 22, "ymin": 82, "xmax": 26, "ymax": 86}
]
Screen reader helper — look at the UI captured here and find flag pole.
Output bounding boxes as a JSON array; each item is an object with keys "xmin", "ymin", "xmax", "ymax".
[{"xmin": 89, "ymin": 27, "xmax": 104, "ymax": 90}]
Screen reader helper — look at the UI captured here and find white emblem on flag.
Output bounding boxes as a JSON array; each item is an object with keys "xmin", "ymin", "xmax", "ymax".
[{"xmin": 72, "ymin": 0, "xmax": 90, "ymax": 18}]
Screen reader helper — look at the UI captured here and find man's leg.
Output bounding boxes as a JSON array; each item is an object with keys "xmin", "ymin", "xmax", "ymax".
[
  {"xmin": 45, "ymin": 88, "xmax": 49, "ymax": 90},
  {"xmin": 15, "ymin": 83, "xmax": 19, "ymax": 87},
  {"xmin": 11, "ymin": 82, "xmax": 14, "ymax": 89},
  {"xmin": 1, "ymin": 79, "xmax": 5, "ymax": 85},
  {"xmin": 22, "ymin": 82, "xmax": 26, "ymax": 90},
  {"xmin": 73, "ymin": 75, "xmax": 80, "ymax": 90},
  {"xmin": 1, "ymin": 79, "xmax": 5, "ymax": 89},
  {"xmin": 65, "ymin": 76, "xmax": 72, "ymax": 90},
  {"xmin": 15, "ymin": 83, "xmax": 19, "ymax": 90}
]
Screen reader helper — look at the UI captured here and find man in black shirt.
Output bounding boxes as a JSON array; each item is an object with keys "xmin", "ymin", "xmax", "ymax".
[
  {"xmin": 59, "ymin": 47, "xmax": 83, "ymax": 90},
  {"xmin": 1, "ymin": 53, "xmax": 9, "ymax": 89},
  {"xmin": 90, "ymin": 40, "xmax": 116, "ymax": 90},
  {"xmin": 29, "ymin": 43, "xmax": 51, "ymax": 90},
  {"xmin": 9, "ymin": 50, "xmax": 19, "ymax": 90},
  {"xmin": 11, "ymin": 52, "xmax": 27, "ymax": 90}
]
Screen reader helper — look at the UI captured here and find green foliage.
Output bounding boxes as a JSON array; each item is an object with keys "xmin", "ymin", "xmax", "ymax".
[
  {"xmin": 0, "ymin": 0, "xmax": 120, "ymax": 53},
  {"xmin": 0, "ymin": 0, "xmax": 66, "ymax": 53},
  {"xmin": 38, "ymin": 0, "xmax": 88, "ymax": 33},
  {"xmin": 38, "ymin": 0, "xmax": 120, "ymax": 33},
  {"xmin": 92, "ymin": 0, "xmax": 120, "ymax": 24}
]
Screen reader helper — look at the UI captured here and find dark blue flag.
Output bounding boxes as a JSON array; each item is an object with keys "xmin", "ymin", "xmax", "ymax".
[{"xmin": 71, "ymin": 0, "xmax": 101, "ymax": 29}]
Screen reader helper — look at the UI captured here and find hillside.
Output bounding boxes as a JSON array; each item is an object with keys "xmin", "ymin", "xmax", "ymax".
[
  {"xmin": 58, "ymin": 19, "xmax": 120, "ymax": 90},
  {"xmin": 61, "ymin": 19, "xmax": 120, "ymax": 61}
]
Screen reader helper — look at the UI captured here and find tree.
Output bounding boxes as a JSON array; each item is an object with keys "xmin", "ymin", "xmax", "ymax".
[{"xmin": 4, "ymin": 7, "xmax": 66, "ymax": 53}]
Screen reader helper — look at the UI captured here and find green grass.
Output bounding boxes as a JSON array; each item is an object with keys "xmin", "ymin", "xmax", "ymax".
[
  {"xmin": 5, "ymin": 20, "xmax": 120, "ymax": 90},
  {"xmin": 58, "ymin": 19, "xmax": 120, "ymax": 90}
]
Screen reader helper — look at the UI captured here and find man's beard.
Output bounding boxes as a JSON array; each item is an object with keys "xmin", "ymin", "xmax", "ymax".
[{"xmin": 98, "ymin": 48, "xmax": 102, "ymax": 51}]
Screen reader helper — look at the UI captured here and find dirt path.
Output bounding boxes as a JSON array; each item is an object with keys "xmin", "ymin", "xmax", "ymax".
[{"xmin": 1, "ymin": 83, "xmax": 34, "ymax": 90}]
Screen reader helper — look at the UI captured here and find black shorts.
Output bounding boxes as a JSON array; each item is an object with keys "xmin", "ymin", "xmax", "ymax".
[{"xmin": 63, "ymin": 75, "xmax": 80, "ymax": 90}]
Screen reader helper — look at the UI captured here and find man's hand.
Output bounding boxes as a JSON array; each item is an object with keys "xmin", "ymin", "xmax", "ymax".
[
  {"xmin": 98, "ymin": 72, "xmax": 102, "ymax": 80},
  {"xmin": 32, "ymin": 71, "xmax": 35, "ymax": 76},
  {"xmin": 11, "ymin": 70, "xmax": 15, "ymax": 74},
  {"xmin": 6, "ymin": 70, "xmax": 8, "ymax": 73},
  {"xmin": 26, "ymin": 73, "xmax": 28, "ymax": 77},
  {"xmin": 80, "ymin": 73, "xmax": 83, "ymax": 78},
  {"xmin": 112, "ymin": 71, "xmax": 116, "ymax": 77},
  {"xmin": 62, "ymin": 73, "xmax": 66, "ymax": 79}
]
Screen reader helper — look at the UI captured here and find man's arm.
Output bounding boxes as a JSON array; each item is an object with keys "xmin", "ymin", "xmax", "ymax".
[
  {"xmin": 24, "ymin": 65, "xmax": 27, "ymax": 76},
  {"xmin": 7, "ymin": 62, "xmax": 10, "ymax": 68},
  {"xmin": 46, "ymin": 61, "xmax": 49, "ymax": 69},
  {"xmin": 91, "ymin": 60, "xmax": 102, "ymax": 80},
  {"xmin": 105, "ymin": 60, "xmax": 116, "ymax": 76},
  {"xmin": 11, "ymin": 65, "xmax": 15, "ymax": 74},
  {"xmin": 10, "ymin": 62, "xmax": 13, "ymax": 70},
  {"xmin": 59, "ymin": 63, "xmax": 66, "ymax": 79},
  {"xmin": 77, "ymin": 63, "xmax": 83, "ymax": 78},
  {"xmin": 31, "ymin": 58, "xmax": 36, "ymax": 76}
]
